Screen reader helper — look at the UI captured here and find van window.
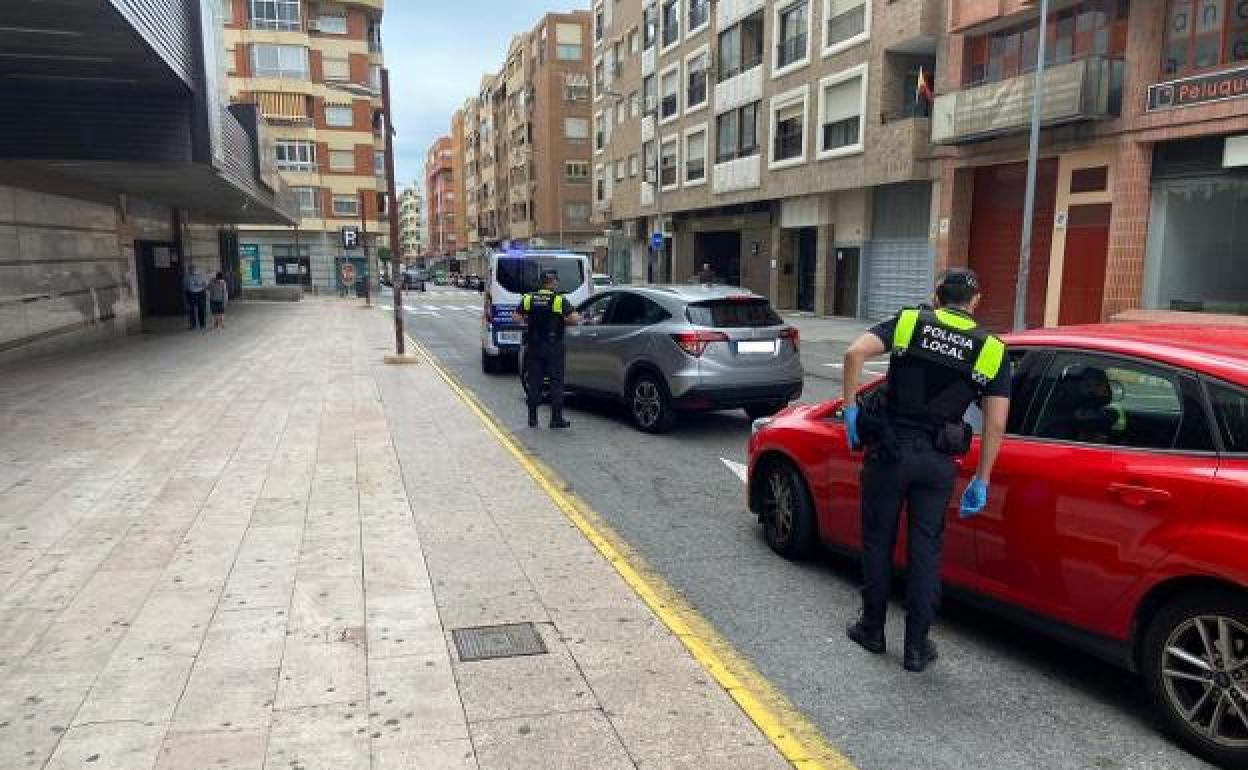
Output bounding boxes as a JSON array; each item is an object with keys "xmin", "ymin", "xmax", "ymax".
[
  {"xmin": 495, "ymin": 256, "xmax": 586, "ymax": 294},
  {"xmin": 686, "ymin": 298, "xmax": 781, "ymax": 328}
]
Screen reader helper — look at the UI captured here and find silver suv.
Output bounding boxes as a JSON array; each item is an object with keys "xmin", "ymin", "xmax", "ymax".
[{"xmin": 525, "ymin": 285, "xmax": 803, "ymax": 433}]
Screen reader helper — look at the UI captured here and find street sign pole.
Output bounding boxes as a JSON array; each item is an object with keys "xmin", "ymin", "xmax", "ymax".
[
  {"xmin": 1015, "ymin": 0, "xmax": 1050, "ymax": 332},
  {"xmin": 382, "ymin": 68, "xmax": 407, "ymax": 357}
]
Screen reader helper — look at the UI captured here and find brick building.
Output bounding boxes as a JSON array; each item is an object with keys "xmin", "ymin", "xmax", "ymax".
[
  {"xmin": 425, "ymin": 135, "xmax": 462, "ymax": 258},
  {"xmin": 934, "ymin": 0, "xmax": 1248, "ymax": 330}
]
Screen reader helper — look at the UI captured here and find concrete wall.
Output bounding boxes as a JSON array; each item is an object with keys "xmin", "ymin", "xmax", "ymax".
[{"xmin": 0, "ymin": 185, "xmax": 141, "ymax": 365}]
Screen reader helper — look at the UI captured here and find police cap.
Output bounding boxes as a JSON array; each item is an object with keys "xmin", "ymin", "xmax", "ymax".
[{"xmin": 937, "ymin": 267, "xmax": 980, "ymax": 293}]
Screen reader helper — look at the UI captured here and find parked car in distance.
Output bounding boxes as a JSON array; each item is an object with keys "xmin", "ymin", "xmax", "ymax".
[
  {"xmin": 528, "ymin": 286, "xmax": 801, "ymax": 433},
  {"xmin": 747, "ymin": 322, "xmax": 1248, "ymax": 768},
  {"xmin": 592, "ymin": 273, "xmax": 614, "ymax": 289},
  {"xmin": 465, "ymin": 274, "xmax": 484, "ymax": 291},
  {"xmin": 402, "ymin": 268, "xmax": 427, "ymax": 292},
  {"xmin": 433, "ymin": 272, "xmax": 448, "ymax": 286}
]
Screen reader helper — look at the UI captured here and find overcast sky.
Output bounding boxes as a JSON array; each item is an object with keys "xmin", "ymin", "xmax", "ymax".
[{"xmin": 383, "ymin": 2, "xmax": 587, "ymax": 192}]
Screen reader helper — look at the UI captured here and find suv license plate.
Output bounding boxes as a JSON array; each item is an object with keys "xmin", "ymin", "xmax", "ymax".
[
  {"xmin": 497, "ymin": 331, "xmax": 523, "ymax": 345},
  {"xmin": 738, "ymin": 340, "xmax": 776, "ymax": 354}
]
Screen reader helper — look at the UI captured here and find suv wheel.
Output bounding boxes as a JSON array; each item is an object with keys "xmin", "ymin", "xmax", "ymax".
[
  {"xmin": 629, "ymin": 372, "xmax": 674, "ymax": 434},
  {"xmin": 758, "ymin": 459, "xmax": 816, "ymax": 560},
  {"xmin": 1142, "ymin": 591, "xmax": 1248, "ymax": 767},
  {"xmin": 481, "ymin": 350, "xmax": 500, "ymax": 374}
]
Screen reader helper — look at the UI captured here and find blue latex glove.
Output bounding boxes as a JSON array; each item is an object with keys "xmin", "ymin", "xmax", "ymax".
[
  {"xmin": 960, "ymin": 478, "xmax": 989, "ymax": 518},
  {"xmin": 844, "ymin": 404, "xmax": 861, "ymax": 451}
]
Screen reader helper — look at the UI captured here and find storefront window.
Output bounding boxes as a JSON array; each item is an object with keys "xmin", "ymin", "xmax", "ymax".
[
  {"xmin": 1164, "ymin": 0, "xmax": 1248, "ymax": 76},
  {"xmin": 963, "ymin": 0, "xmax": 1127, "ymax": 86}
]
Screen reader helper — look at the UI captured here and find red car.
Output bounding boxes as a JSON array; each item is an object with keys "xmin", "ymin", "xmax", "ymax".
[{"xmin": 747, "ymin": 323, "xmax": 1248, "ymax": 767}]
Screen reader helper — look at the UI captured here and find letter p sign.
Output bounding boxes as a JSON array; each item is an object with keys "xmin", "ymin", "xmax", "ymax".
[{"xmin": 341, "ymin": 226, "xmax": 361, "ymax": 250}]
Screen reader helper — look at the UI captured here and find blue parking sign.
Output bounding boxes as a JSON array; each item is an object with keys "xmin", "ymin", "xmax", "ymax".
[{"xmin": 651, "ymin": 232, "xmax": 664, "ymax": 250}]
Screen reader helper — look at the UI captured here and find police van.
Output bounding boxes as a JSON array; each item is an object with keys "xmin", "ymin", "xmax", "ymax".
[{"xmin": 481, "ymin": 250, "xmax": 593, "ymax": 373}]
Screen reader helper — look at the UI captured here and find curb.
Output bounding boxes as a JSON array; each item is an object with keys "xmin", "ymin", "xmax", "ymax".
[{"xmin": 406, "ymin": 333, "xmax": 857, "ymax": 770}]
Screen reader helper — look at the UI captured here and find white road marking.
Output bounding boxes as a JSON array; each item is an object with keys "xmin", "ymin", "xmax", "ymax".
[
  {"xmin": 721, "ymin": 458, "xmax": 748, "ymax": 484},
  {"xmin": 378, "ymin": 304, "xmax": 393, "ymax": 311}
]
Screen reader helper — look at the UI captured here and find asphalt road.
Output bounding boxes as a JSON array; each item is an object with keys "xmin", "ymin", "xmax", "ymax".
[{"xmin": 383, "ymin": 287, "xmax": 1215, "ymax": 770}]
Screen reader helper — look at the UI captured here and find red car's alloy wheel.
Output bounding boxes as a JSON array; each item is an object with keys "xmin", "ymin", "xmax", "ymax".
[{"xmin": 1161, "ymin": 615, "xmax": 1248, "ymax": 749}]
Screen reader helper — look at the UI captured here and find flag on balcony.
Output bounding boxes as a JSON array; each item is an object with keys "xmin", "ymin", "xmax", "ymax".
[{"xmin": 916, "ymin": 66, "xmax": 934, "ymax": 103}]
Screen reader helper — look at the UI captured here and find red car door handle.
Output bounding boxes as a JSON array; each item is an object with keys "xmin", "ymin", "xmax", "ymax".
[{"xmin": 1108, "ymin": 483, "xmax": 1172, "ymax": 507}]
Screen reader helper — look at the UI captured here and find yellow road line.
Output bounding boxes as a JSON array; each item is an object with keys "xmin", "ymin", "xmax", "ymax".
[{"xmin": 408, "ymin": 337, "xmax": 857, "ymax": 770}]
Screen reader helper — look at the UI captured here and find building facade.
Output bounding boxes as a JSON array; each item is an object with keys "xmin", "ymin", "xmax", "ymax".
[
  {"xmin": 934, "ymin": 0, "xmax": 1248, "ymax": 331},
  {"xmin": 223, "ymin": 0, "xmax": 388, "ymax": 293},
  {"xmin": 1, "ymin": 0, "xmax": 295, "ymax": 364},
  {"xmin": 594, "ymin": 0, "xmax": 943, "ymax": 318},
  {"xmin": 398, "ymin": 185, "xmax": 425, "ymax": 260},
  {"xmin": 459, "ymin": 12, "xmax": 598, "ymax": 259},
  {"xmin": 425, "ymin": 135, "xmax": 461, "ymax": 258}
]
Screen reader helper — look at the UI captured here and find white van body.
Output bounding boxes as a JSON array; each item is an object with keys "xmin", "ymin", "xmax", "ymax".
[{"xmin": 481, "ymin": 250, "xmax": 593, "ymax": 371}]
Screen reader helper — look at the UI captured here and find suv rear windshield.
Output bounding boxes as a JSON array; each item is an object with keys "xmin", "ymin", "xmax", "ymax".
[
  {"xmin": 686, "ymin": 298, "xmax": 782, "ymax": 328},
  {"xmin": 495, "ymin": 257, "xmax": 585, "ymax": 294}
]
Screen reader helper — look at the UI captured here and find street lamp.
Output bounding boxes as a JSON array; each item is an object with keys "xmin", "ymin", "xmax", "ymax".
[{"xmin": 1015, "ymin": 0, "xmax": 1051, "ymax": 331}]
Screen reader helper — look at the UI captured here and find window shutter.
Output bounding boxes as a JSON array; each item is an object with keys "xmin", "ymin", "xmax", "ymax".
[{"xmin": 823, "ymin": 78, "xmax": 861, "ymax": 124}]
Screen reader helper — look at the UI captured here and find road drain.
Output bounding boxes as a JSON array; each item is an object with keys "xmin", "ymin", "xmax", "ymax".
[{"xmin": 451, "ymin": 622, "xmax": 547, "ymax": 662}]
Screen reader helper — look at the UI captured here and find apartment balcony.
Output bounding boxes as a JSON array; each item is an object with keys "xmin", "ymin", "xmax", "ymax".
[
  {"xmin": 642, "ymin": 47, "xmax": 656, "ymax": 78},
  {"xmin": 885, "ymin": 0, "xmax": 943, "ymax": 54},
  {"xmin": 871, "ymin": 116, "xmax": 933, "ymax": 184},
  {"xmin": 641, "ymin": 182, "xmax": 655, "ymax": 208},
  {"xmin": 718, "ymin": 0, "xmax": 765, "ymax": 29},
  {"xmin": 712, "ymin": 153, "xmax": 761, "ymax": 195},
  {"xmin": 642, "ymin": 114, "xmax": 656, "ymax": 143},
  {"xmin": 510, "ymin": 221, "xmax": 533, "ymax": 239},
  {"xmin": 949, "ymin": 0, "xmax": 1033, "ymax": 34},
  {"xmin": 511, "ymin": 147, "xmax": 530, "ymax": 169},
  {"xmin": 714, "ymin": 65, "xmax": 764, "ymax": 116},
  {"xmin": 931, "ymin": 56, "xmax": 1123, "ymax": 144}
]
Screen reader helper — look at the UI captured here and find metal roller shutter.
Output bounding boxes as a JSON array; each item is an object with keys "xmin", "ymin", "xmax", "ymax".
[{"xmin": 864, "ymin": 239, "xmax": 934, "ymax": 321}]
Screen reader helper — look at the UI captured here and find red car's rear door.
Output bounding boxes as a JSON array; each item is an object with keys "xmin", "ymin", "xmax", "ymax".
[{"xmin": 972, "ymin": 352, "xmax": 1216, "ymax": 633}]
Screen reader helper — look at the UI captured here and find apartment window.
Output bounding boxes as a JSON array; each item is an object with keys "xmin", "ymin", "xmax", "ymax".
[
  {"xmin": 329, "ymin": 150, "xmax": 355, "ymax": 172},
  {"xmin": 374, "ymin": 151, "xmax": 386, "ymax": 176},
  {"xmin": 594, "ymin": 112, "xmax": 607, "ymax": 151},
  {"xmin": 251, "ymin": 44, "xmax": 308, "ymax": 78},
  {"xmin": 629, "ymin": 154, "xmax": 640, "ymax": 177},
  {"xmin": 368, "ymin": 20, "xmax": 383, "ymax": 53},
  {"xmin": 613, "ymin": 41, "xmax": 623, "ymax": 75},
  {"xmin": 325, "ymin": 103, "xmax": 354, "ymax": 127},
  {"xmin": 965, "ymin": 0, "xmax": 1127, "ymax": 85},
  {"xmin": 715, "ymin": 102, "xmax": 760, "ymax": 162},
  {"xmin": 316, "ymin": 15, "xmax": 347, "ymax": 34},
  {"xmin": 642, "ymin": 140, "xmax": 656, "ymax": 183},
  {"xmin": 557, "ymin": 22, "xmax": 584, "ymax": 60},
  {"xmin": 250, "ymin": 0, "xmax": 299, "ymax": 31},
  {"xmin": 564, "ymin": 73, "xmax": 591, "ymax": 101},
  {"xmin": 686, "ymin": 50, "xmax": 708, "ymax": 110},
  {"xmin": 776, "ymin": 1, "xmax": 811, "ymax": 72},
  {"xmin": 819, "ymin": 67, "xmax": 865, "ymax": 157},
  {"xmin": 643, "ymin": 74, "xmax": 657, "ymax": 113},
  {"xmin": 333, "ymin": 195, "xmax": 360, "ymax": 217},
  {"xmin": 662, "ymin": 0, "xmax": 681, "ymax": 48},
  {"xmin": 596, "ymin": 166, "xmax": 607, "ymax": 201},
  {"xmin": 292, "ymin": 186, "xmax": 320, "ymax": 214},
  {"xmin": 275, "ymin": 140, "xmax": 316, "ymax": 171},
  {"xmin": 660, "ymin": 137, "xmax": 679, "ymax": 188},
  {"xmin": 718, "ymin": 13, "xmax": 764, "ymax": 80},
  {"xmin": 629, "ymin": 28, "xmax": 640, "ymax": 54},
  {"xmin": 685, "ymin": 129, "xmax": 707, "ymax": 183},
  {"xmin": 689, "ymin": 0, "xmax": 710, "ymax": 33},
  {"xmin": 616, "ymin": 99, "xmax": 626, "ymax": 124},
  {"xmin": 595, "ymin": 6, "xmax": 604, "ymax": 43},
  {"xmin": 565, "ymin": 202, "xmax": 591, "ymax": 225},
  {"xmin": 1164, "ymin": 0, "xmax": 1247, "ymax": 75},
  {"xmin": 771, "ymin": 88, "xmax": 808, "ymax": 166},
  {"xmin": 629, "ymin": 90, "xmax": 641, "ymax": 117},
  {"xmin": 615, "ymin": 159, "xmax": 626, "ymax": 181},
  {"xmin": 644, "ymin": 3, "xmax": 659, "ymax": 49},
  {"xmin": 825, "ymin": 0, "xmax": 869, "ymax": 54},
  {"xmin": 369, "ymin": 65, "xmax": 382, "ymax": 92},
  {"xmin": 595, "ymin": 59, "xmax": 606, "ymax": 93},
  {"xmin": 566, "ymin": 161, "xmax": 590, "ymax": 181},
  {"xmin": 323, "ymin": 57, "xmax": 350, "ymax": 82},
  {"xmin": 564, "ymin": 117, "xmax": 589, "ymax": 143},
  {"xmin": 660, "ymin": 66, "xmax": 680, "ymax": 120}
]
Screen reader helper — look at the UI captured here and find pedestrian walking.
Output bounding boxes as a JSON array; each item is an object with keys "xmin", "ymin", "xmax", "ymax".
[
  {"xmin": 841, "ymin": 268, "xmax": 1011, "ymax": 672},
  {"xmin": 515, "ymin": 270, "xmax": 581, "ymax": 429},
  {"xmin": 184, "ymin": 265, "xmax": 208, "ymax": 331},
  {"xmin": 209, "ymin": 271, "xmax": 229, "ymax": 329}
]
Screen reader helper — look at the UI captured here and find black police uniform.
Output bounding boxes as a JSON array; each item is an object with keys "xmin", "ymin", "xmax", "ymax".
[
  {"xmin": 521, "ymin": 288, "xmax": 573, "ymax": 426},
  {"xmin": 858, "ymin": 305, "xmax": 1010, "ymax": 657}
]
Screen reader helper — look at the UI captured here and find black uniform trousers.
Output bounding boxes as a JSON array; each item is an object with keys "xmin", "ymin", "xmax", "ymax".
[
  {"xmin": 186, "ymin": 291, "xmax": 207, "ymax": 329},
  {"xmin": 859, "ymin": 434, "xmax": 958, "ymax": 647},
  {"xmin": 524, "ymin": 342, "xmax": 566, "ymax": 412}
]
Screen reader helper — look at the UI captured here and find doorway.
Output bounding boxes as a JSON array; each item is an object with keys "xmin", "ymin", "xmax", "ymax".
[
  {"xmin": 1058, "ymin": 204, "xmax": 1111, "ymax": 326},
  {"xmin": 136, "ymin": 240, "xmax": 183, "ymax": 317},
  {"xmin": 796, "ymin": 228, "xmax": 817, "ymax": 312},
  {"xmin": 694, "ymin": 231, "xmax": 742, "ymax": 286},
  {"xmin": 274, "ymin": 245, "xmax": 311, "ymax": 287},
  {"xmin": 833, "ymin": 247, "xmax": 860, "ymax": 317}
]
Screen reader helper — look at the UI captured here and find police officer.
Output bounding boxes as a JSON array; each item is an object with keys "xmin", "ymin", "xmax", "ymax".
[
  {"xmin": 515, "ymin": 270, "xmax": 581, "ymax": 429},
  {"xmin": 841, "ymin": 268, "xmax": 1010, "ymax": 672}
]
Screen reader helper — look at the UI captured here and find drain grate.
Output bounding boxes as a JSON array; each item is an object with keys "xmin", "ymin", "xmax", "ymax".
[{"xmin": 451, "ymin": 623, "xmax": 547, "ymax": 662}]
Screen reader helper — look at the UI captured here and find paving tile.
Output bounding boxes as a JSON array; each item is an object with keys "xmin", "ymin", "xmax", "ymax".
[
  {"xmin": 172, "ymin": 665, "xmax": 279, "ymax": 732},
  {"xmin": 633, "ymin": 744, "xmax": 793, "ymax": 770},
  {"xmin": 44, "ymin": 721, "xmax": 166, "ymax": 770},
  {"xmin": 431, "ymin": 577, "xmax": 549, "ymax": 630},
  {"xmin": 364, "ymin": 585, "xmax": 444, "ymax": 660},
  {"xmin": 367, "ymin": 654, "xmax": 467, "ymax": 749},
  {"xmin": 451, "ymin": 626, "xmax": 597, "ymax": 724},
  {"xmin": 220, "ymin": 561, "xmax": 298, "ymax": 611},
  {"xmin": 0, "ymin": 669, "xmax": 91, "ymax": 770},
  {"xmin": 274, "ymin": 638, "xmax": 368, "ymax": 710},
  {"xmin": 154, "ymin": 730, "xmax": 269, "ymax": 770},
  {"xmin": 73, "ymin": 653, "xmax": 195, "ymax": 724},
  {"xmin": 373, "ymin": 738, "xmax": 478, "ymax": 770},
  {"xmin": 197, "ymin": 607, "xmax": 288, "ymax": 670},
  {"xmin": 470, "ymin": 711, "xmax": 635, "ymax": 770},
  {"xmin": 287, "ymin": 577, "xmax": 365, "ymax": 640},
  {"xmin": 265, "ymin": 703, "xmax": 371, "ymax": 770}
]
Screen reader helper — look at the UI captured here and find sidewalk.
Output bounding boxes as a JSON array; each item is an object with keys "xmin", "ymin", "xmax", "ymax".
[
  {"xmin": 0, "ymin": 299, "xmax": 796, "ymax": 770},
  {"xmin": 779, "ymin": 312, "xmax": 872, "ymax": 346}
]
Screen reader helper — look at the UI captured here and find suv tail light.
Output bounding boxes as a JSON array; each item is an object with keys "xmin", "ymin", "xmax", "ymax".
[
  {"xmin": 780, "ymin": 327, "xmax": 800, "ymax": 351},
  {"xmin": 672, "ymin": 330, "xmax": 728, "ymax": 357}
]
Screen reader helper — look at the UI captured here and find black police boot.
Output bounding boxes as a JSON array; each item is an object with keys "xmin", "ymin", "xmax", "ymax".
[
  {"xmin": 528, "ymin": 407, "xmax": 539, "ymax": 428},
  {"xmin": 903, "ymin": 639, "xmax": 939, "ymax": 673},
  {"xmin": 846, "ymin": 619, "xmax": 886, "ymax": 655},
  {"xmin": 549, "ymin": 408, "xmax": 571, "ymax": 430}
]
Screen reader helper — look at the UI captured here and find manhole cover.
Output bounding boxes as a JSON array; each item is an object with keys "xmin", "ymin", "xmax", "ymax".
[{"xmin": 452, "ymin": 623, "xmax": 547, "ymax": 662}]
